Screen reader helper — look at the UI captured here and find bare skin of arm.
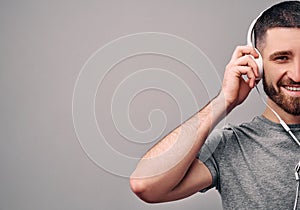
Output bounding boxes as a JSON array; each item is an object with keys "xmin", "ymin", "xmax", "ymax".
[{"xmin": 130, "ymin": 46, "xmax": 260, "ymax": 203}]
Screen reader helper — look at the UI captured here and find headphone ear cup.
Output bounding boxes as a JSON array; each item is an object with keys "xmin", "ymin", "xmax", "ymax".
[
  {"xmin": 254, "ymin": 49, "xmax": 263, "ymax": 80},
  {"xmin": 249, "ymin": 48, "xmax": 263, "ymax": 80}
]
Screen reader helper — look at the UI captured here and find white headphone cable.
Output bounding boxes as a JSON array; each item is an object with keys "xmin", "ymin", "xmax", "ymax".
[
  {"xmin": 255, "ymin": 84, "xmax": 300, "ymax": 147},
  {"xmin": 294, "ymin": 162, "xmax": 300, "ymax": 210}
]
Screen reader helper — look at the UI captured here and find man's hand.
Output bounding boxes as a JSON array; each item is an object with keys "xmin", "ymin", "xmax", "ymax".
[{"xmin": 221, "ymin": 45, "xmax": 260, "ymax": 111}]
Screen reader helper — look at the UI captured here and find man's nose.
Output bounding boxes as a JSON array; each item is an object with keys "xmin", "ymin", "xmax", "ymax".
[{"xmin": 288, "ymin": 58, "xmax": 300, "ymax": 82}]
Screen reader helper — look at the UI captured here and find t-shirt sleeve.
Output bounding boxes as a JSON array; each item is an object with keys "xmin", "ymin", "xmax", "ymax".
[
  {"xmin": 200, "ymin": 156, "xmax": 219, "ymax": 192},
  {"xmin": 197, "ymin": 128, "xmax": 227, "ymax": 192}
]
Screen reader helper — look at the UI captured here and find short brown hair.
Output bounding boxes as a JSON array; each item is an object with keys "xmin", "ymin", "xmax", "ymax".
[{"xmin": 254, "ymin": 1, "xmax": 300, "ymax": 50}]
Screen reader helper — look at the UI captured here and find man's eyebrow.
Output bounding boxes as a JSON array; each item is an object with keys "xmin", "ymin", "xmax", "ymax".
[{"xmin": 269, "ymin": 51, "xmax": 293, "ymax": 60}]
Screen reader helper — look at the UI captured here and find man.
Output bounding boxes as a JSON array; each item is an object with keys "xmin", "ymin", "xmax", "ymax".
[{"xmin": 130, "ymin": 1, "xmax": 300, "ymax": 209}]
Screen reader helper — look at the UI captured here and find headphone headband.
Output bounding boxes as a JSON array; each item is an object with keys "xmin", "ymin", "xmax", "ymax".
[{"xmin": 246, "ymin": 10, "xmax": 265, "ymax": 47}]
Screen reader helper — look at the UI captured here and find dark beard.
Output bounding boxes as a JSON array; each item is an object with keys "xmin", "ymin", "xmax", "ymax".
[{"xmin": 263, "ymin": 76, "xmax": 300, "ymax": 116}]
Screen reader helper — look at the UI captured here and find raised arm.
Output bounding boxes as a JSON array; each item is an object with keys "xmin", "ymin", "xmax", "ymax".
[{"xmin": 129, "ymin": 46, "xmax": 260, "ymax": 203}]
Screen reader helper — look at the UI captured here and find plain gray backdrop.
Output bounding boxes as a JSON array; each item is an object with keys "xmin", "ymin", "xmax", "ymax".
[{"xmin": 1, "ymin": 0, "xmax": 280, "ymax": 209}]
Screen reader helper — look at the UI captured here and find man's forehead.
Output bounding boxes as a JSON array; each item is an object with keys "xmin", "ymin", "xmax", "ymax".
[{"xmin": 263, "ymin": 27, "xmax": 300, "ymax": 53}]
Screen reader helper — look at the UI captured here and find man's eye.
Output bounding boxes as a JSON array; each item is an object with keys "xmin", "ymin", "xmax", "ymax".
[{"xmin": 275, "ymin": 56, "xmax": 289, "ymax": 61}]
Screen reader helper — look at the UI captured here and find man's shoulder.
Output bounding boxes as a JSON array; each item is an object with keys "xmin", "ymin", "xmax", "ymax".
[{"xmin": 221, "ymin": 115, "xmax": 269, "ymax": 134}]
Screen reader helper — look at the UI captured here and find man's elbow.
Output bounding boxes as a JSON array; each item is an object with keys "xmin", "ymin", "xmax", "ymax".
[{"xmin": 129, "ymin": 176, "xmax": 161, "ymax": 203}]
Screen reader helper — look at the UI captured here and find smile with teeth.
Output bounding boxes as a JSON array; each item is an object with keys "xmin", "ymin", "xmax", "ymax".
[{"xmin": 285, "ymin": 86, "xmax": 300, "ymax": 91}]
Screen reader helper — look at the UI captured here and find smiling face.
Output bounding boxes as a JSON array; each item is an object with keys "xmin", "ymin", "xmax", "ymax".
[{"xmin": 262, "ymin": 27, "xmax": 300, "ymax": 115}]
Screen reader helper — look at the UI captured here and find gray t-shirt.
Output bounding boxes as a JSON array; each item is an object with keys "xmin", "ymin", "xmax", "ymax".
[{"xmin": 198, "ymin": 116, "xmax": 300, "ymax": 210}]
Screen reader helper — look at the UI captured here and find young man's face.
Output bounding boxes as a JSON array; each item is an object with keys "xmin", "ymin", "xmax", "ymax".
[{"xmin": 262, "ymin": 27, "xmax": 300, "ymax": 115}]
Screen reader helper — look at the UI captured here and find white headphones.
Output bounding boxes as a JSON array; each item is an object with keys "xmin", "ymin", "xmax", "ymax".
[{"xmin": 249, "ymin": 5, "xmax": 300, "ymax": 147}]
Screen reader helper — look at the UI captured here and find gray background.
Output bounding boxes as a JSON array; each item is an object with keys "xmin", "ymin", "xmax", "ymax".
[{"xmin": 1, "ymin": 0, "xmax": 279, "ymax": 210}]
